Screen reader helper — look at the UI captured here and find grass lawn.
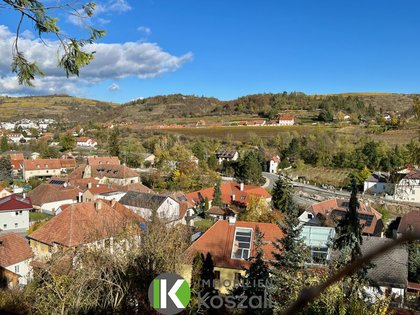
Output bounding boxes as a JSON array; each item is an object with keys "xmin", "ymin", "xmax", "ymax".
[
  {"xmin": 29, "ymin": 211, "xmax": 53, "ymax": 222},
  {"xmin": 194, "ymin": 218, "xmax": 214, "ymax": 233}
]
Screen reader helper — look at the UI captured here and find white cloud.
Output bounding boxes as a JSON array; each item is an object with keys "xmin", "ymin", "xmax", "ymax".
[
  {"xmin": 0, "ymin": 25, "xmax": 193, "ymax": 95},
  {"xmin": 67, "ymin": 0, "xmax": 132, "ymax": 26},
  {"xmin": 137, "ymin": 26, "xmax": 152, "ymax": 35},
  {"xmin": 108, "ymin": 83, "xmax": 120, "ymax": 92}
]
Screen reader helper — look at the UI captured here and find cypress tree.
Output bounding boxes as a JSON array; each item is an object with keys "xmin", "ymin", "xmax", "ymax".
[
  {"xmin": 271, "ymin": 177, "xmax": 294, "ymax": 213},
  {"xmin": 0, "ymin": 157, "xmax": 13, "ymax": 184},
  {"xmin": 0, "ymin": 136, "xmax": 9, "ymax": 153},
  {"xmin": 212, "ymin": 179, "xmax": 223, "ymax": 207},
  {"xmin": 108, "ymin": 128, "xmax": 120, "ymax": 157},
  {"xmin": 333, "ymin": 175, "xmax": 363, "ymax": 264}
]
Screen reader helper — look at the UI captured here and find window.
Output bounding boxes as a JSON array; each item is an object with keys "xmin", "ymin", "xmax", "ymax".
[
  {"xmin": 231, "ymin": 228, "xmax": 252, "ymax": 260},
  {"xmin": 15, "ymin": 223, "xmax": 18, "ymax": 228},
  {"xmin": 214, "ymin": 271, "xmax": 220, "ymax": 280},
  {"xmin": 234, "ymin": 272, "xmax": 242, "ymax": 282},
  {"xmin": 14, "ymin": 265, "xmax": 19, "ymax": 273},
  {"xmin": 3, "ymin": 224, "xmax": 6, "ymax": 229},
  {"xmin": 307, "ymin": 213, "xmax": 313, "ymax": 219}
]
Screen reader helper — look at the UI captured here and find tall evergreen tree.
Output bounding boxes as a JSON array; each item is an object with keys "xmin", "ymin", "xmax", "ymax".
[
  {"xmin": 0, "ymin": 157, "xmax": 13, "ymax": 184},
  {"xmin": 0, "ymin": 136, "xmax": 9, "ymax": 153},
  {"xmin": 238, "ymin": 151, "xmax": 264, "ymax": 185},
  {"xmin": 108, "ymin": 128, "xmax": 120, "ymax": 157},
  {"xmin": 189, "ymin": 252, "xmax": 204, "ymax": 312},
  {"xmin": 212, "ymin": 179, "xmax": 223, "ymax": 207},
  {"xmin": 271, "ymin": 177, "xmax": 294, "ymax": 213},
  {"xmin": 333, "ymin": 175, "xmax": 363, "ymax": 264}
]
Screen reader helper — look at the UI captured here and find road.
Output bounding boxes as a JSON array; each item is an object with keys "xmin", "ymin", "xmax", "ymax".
[{"xmin": 263, "ymin": 172, "xmax": 350, "ymax": 206}]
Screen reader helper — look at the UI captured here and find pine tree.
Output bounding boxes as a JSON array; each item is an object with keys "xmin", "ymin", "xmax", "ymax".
[
  {"xmin": 333, "ymin": 175, "xmax": 363, "ymax": 264},
  {"xmin": 238, "ymin": 151, "xmax": 264, "ymax": 185},
  {"xmin": 108, "ymin": 128, "xmax": 120, "ymax": 157},
  {"xmin": 0, "ymin": 157, "xmax": 13, "ymax": 184},
  {"xmin": 0, "ymin": 137, "xmax": 9, "ymax": 153},
  {"xmin": 189, "ymin": 252, "xmax": 204, "ymax": 312},
  {"xmin": 201, "ymin": 253, "xmax": 216, "ymax": 295},
  {"xmin": 212, "ymin": 179, "xmax": 223, "ymax": 207},
  {"xmin": 271, "ymin": 177, "xmax": 294, "ymax": 213}
]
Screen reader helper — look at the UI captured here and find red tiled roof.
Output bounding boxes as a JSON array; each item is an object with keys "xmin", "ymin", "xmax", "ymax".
[
  {"xmin": 186, "ymin": 220, "xmax": 283, "ymax": 269},
  {"xmin": 0, "ymin": 194, "xmax": 32, "ymax": 212},
  {"xmin": 28, "ymin": 201, "xmax": 143, "ymax": 247},
  {"xmin": 184, "ymin": 182, "xmax": 271, "ymax": 207},
  {"xmin": 23, "ymin": 158, "xmax": 76, "ymax": 171},
  {"xmin": 310, "ymin": 198, "xmax": 382, "ymax": 235},
  {"xmin": 28, "ymin": 184, "xmax": 81, "ymax": 206},
  {"xmin": 11, "ymin": 159, "xmax": 22, "ymax": 170},
  {"xmin": 87, "ymin": 157, "xmax": 120, "ymax": 166},
  {"xmin": 0, "ymin": 233, "xmax": 33, "ymax": 267},
  {"xmin": 397, "ymin": 210, "xmax": 420, "ymax": 235},
  {"xmin": 278, "ymin": 115, "xmax": 294, "ymax": 121}
]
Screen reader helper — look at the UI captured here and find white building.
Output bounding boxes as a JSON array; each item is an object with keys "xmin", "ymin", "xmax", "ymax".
[
  {"xmin": 363, "ymin": 171, "xmax": 393, "ymax": 195},
  {"xmin": 278, "ymin": 115, "xmax": 295, "ymax": 126},
  {"xmin": 216, "ymin": 149, "xmax": 239, "ymax": 164},
  {"xmin": 394, "ymin": 170, "xmax": 420, "ymax": 203},
  {"xmin": 120, "ymin": 191, "xmax": 182, "ymax": 223},
  {"xmin": 0, "ymin": 194, "xmax": 32, "ymax": 233},
  {"xmin": 0, "ymin": 233, "xmax": 33, "ymax": 286},
  {"xmin": 269, "ymin": 155, "xmax": 280, "ymax": 173},
  {"xmin": 7, "ymin": 133, "xmax": 25, "ymax": 144},
  {"xmin": 76, "ymin": 137, "xmax": 98, "ymax": 148}
]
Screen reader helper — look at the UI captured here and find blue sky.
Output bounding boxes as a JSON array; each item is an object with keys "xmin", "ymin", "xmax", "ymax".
[{"xmin": 1, "ymin": 0, "xmax": 420, "ymax": 103}]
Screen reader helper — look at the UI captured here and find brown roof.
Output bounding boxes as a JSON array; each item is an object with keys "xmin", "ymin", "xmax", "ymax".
[
  {"xmin": 9, "ymin": 153, "xmax": 24, "ymax": 161},
  {"xmin": 0, "ymin": 233, "xmax": 33, "ymax": 267},
  {"xmin": 115, "ymin": 182, "xmax": 155, "ymax": 194},
  {"xmin": 23, "ymin": 158, "xmax": 76, "ymax": 171},
  {"xmin": 186, "ymin": 220, "xmax": 283, "ymax": 269},
  {"xmin": 28, "ymin": 201, "xmax": 143, "ymax": 247},
  {"xmin": 405, "ymin": 170, "xmax": 420, "ymax": 180},
  {"xmin": 87, "ymin": 157, "xmax": 120, "ymax": 166},
  {"xmin": 185, "ymin": 182, "xmax": 271, "ymax": 207},
  {"xmin": 90, "ymin": 164, "xmax": 139, "ymax": 179},
  {"xmin": 397, "ymin": 210, "xmax": 420, "ymax": 236},
  {"xmin": 310, "ymin": 198, "xmax": 383, "ymax": 235},
  {"xmin": 28, "ymin": 183, "xmax": 82, "ymax": 206},
  {"xmin": 208, "ymin": 206, "xmax": 225, "ymax": 216},
  {"xmin": 278, "ymin": 115, "xmax": 294, "ymax": 121}
]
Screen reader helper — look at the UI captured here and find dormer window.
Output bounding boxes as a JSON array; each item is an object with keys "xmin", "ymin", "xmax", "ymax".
[{"xmin": 231, "ymin": 228, "xmax": 252, "ymax": 260}]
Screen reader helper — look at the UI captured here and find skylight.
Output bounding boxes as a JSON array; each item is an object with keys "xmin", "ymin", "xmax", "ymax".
[{"xmin": 231, "ymin": 228, "xmax": 252, "ymax": 260}]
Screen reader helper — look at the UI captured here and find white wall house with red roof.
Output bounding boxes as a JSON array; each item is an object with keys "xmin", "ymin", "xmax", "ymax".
[
  {"xmin": 0, "ymin": 194, "xmax": 33, "ymax": 233},
  {"xmin": 277, "ymin": 115, "xmax": 295, "ymax": 126},
  {"xmin": 0, "ymin": 233, "xmax": 33, "ymax": 286},
  {"xmin": 269, "ymin": 155, "xmax": 280, "ymax": 173}
]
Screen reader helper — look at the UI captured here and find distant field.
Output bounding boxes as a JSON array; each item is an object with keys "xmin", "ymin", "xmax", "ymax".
[{"xmin": 370, "ymin": 128, "xmax": 419, "ymax": 145}]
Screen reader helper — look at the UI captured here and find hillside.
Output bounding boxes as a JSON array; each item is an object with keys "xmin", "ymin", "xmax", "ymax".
[
  {"xmin": 1, "ymin": 92, "xmax": 417, "ymax": 124},
  {"xmin": 0, "ymin": 95, "xmax": 119, "ymax": 122}
]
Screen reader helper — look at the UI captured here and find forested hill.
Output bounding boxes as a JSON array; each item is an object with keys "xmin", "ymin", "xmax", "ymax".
[{"xmin": 123, "ymin": 92, "xmax": 417, "ymax": 121}]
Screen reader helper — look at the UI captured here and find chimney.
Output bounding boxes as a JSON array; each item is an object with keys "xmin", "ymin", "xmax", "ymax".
[
  {"xmin": 231, "ymin": 194, "xmax": 235, "ymax": 201},
  {"xmin": 78, "ymin": 192, "xmax": 83, "ymax": 203},
  {"xmin": 95, "ymin": 200, "xmax": 102, "ymax": 210},
  {"xmin": 111, "ymin": 199, "xmax": 117, "ymax": 207},
  {"xmin": 240, "ymin": 183, "xmax": 244, "ymax": 191},
  {"xmin": 88, "ymin": 182, "xmax": 92, "ymax": 189},
  {"xmin": 228, "ymin": 216, "xmax": 237, "ymax": 225},
  {"xmin": 63, "ymin": 182, "xmax": 68, "ymax": 188}
]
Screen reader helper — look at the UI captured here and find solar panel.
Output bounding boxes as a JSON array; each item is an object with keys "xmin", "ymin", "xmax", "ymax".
[{"xmin": 50, "ymin": 180, "xmax": 66, "ymax": 185}]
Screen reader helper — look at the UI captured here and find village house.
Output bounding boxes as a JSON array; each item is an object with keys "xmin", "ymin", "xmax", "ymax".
[
  {"xmin": 0, "ymin": 194, "xmax": 32, "ymax": 234},
  {"xmin": 87, "ymin": 156, "xmax": 121, "ymax": 166},
  {"xmin": 27, "ymin": 200, "xmax": 143, "ymax": 259},
  {"xmin": 22, "ymin": 158, "xmax": 76, "ymax": 181},
  {"xmin": 6, "ymin": 133, "xmax": 25, "ymax": 144},
  {"xmin": 28, "ymin": 180, "xmax": 82, "ymax": 215},
  {"xmin": 76, "ymin": 137, "xmax": 98, "ymax": 148},
  {"xmin": 396, "ymin": 210, "xmax": 420, "ymax": 238},
  {"xmin": 184, "ymin": 181, "xmax": 272, "ymax": 210},
  {"xmin": 215, "ymin": 149, "xmax": 239, "ymax": 164},
  {"xmin": 183, "ymin": 219, "xmax": 283, "ymax": 293},
  {"xmin": 120, "ymin": 191, "xmax": 188, "ymax": 224},
  {"xmin": 9, "ymin": 152, "xmax": 24, "ymax": 178},
  {"xmin": 0, "ymin": 233, "xmax": 33, "ymax": 286},
  {"xmin": 363, "ymin": 171, "xmax": 393, "ymax": 195},
  {"xmin": 277, "ymin": 115, "xmax": 295, "ymax": 126},
  {"xmin": 306, "ymin": 198, "xmax": 384, "ymax": 236},
  {"xmin": 141, "ymin": 153, "xmax": 155, "ymax": 166},
  {"xmin": 362, "ymin": 236, "xmax": 408, "ymax": 307},
  {"xmin": 394, "ymin": 169, "xmax": 420, "ymax": 204},
  {"xmin": 0, "ymin": 185, "xmax": 10, "ymax": 198},
  {"xmin": 269, "ymin": 155, "xmax": 280, "ymax": 173}
]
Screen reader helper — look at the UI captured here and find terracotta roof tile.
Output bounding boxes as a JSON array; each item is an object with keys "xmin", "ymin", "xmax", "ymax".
[
  {"xmin": 0, "ymin": 194, "xmax": 33, "ymax": 212},
  {"xmin": 28, "ymin": 201, "xmax": 143, "ymax": 247},
  {"xmin": 28, "ymin": 184, "xmax": 81, "ymax": 206},
  {"xmin": 0, "ymin": 233, "xmax": 33, "ymax": 267},
  {"xmin": 186, "ymin": 220, "xmax": 283, "ymax": 269},
  {"xmin": 397, "ymin": 210, "xmax": 420, "ymax": 236},
  {"xmin": 87, "ymin": 157, "xmax": 120, "ymax": 166}
]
